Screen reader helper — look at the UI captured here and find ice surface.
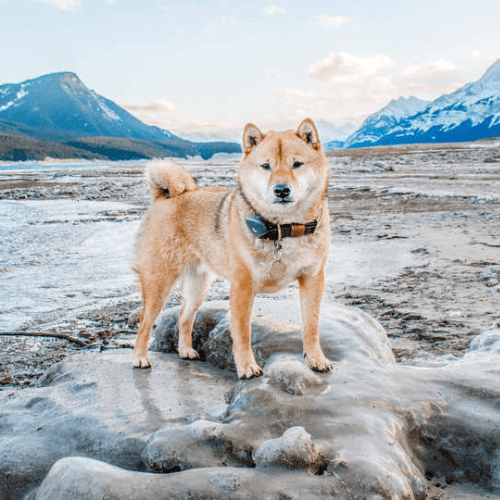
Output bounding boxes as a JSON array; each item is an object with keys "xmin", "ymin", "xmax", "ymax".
[{"xmin": 0, "ymin": 199, "xmax": 139, "ymax": 330}]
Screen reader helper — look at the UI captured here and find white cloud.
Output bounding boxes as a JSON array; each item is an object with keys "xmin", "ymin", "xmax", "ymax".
[
  {"xmin": 310, "ymin": 54, "xmax": 464, "ymax": 100},
  {"xmin": 123, "ymin": 99, "xmax": 177, "ymax": 115},
  {"xmin": 396, "ymin": 79, "xmax": 463, "ymax": 97},
  {"xmin": 263, "ymin": 4, "xmax": 286, "ymax": 16},
  {"xmin": 161, "ymin": 5, "xmax": 169, "ymax": 12},
  {"xmin": 310, "ymin": 52, "xmax": 394, "ymax": 82},
  {"xmin": 35, "ymin": 0, "xmax": 81, "ymax": 12},
  {"xmin": 300, "ymin": 54, "xmax": 469, "ymax": 122},
  {"xmin": 398, "ymin": 59, "xmax": 462, "ymax": 96},
  {"xmin": 317, "ymin": 15, "xmax": 353, "ymax": 28},
  {"xmin": 284, "ymin": 53, "xmax": 398, "ymax": 122},
  {"xmin": 105, "ymin": 0, "xmax": 117, "ymax": 4},
  {"xmin": 282, "ymin": 77, "xmax": 398, "ymax": 107},
  {"xmin": 277, "ymin": 88, "xmax": 369, "ymax": 125},
  {"xmin": 366, "ymin": 75, "xmax": 398, "ymax": 95},
  {"xmin": 121, "ymin": 99, "xmax": 179, "ymax": 129},
  {"xmin": 401, "ymin": 59, "xmax": 458, "ymax": 78}
]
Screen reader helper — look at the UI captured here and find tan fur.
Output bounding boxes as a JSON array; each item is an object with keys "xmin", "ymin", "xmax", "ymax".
[
  {"xmin": 146, "ymin": 161, "xmax": 197, "ymax": 200},
  {"xmin": 133, "ymin": 119, "xmax": 333, "ymax": 379}
]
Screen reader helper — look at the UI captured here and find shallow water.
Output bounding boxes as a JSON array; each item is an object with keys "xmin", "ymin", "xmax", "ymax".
[{"xmin": 0, "ymin": 198, "xmax": 139, "ymax": 330}]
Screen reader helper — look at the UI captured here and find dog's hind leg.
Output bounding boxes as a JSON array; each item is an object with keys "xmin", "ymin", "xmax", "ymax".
[
  {"xmin": 133, "ymin": 270, "xmax": 179, "ymax": 368},
  {"xmin": 178, "ymin": 262, "xmax": 213, "ymax": 359}
]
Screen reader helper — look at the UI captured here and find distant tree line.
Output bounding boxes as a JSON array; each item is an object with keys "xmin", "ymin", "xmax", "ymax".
[{"xmin": 0, "ymin": 133, "xmax": 241, "ymax": 162}]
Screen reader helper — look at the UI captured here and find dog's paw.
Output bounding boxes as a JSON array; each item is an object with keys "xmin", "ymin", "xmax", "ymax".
[
  {"xmin": 132, "ymin": 353, "xmax": 152, "ymax": 369},
  {"xmin": 236, "ymin": 361, "xmax": 264, "ymax": 380},
  {"xmin": 179, "ymin": 347, "xmax": 200, "ymax": 360},
  {"xmin": 305, "ymin": 352, "xmax": 333, "ymax": 373}
]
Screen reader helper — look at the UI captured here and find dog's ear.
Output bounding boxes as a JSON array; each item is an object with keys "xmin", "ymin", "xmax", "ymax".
[
  {"xmin": 297, "ymin": 119, "xmax": 320, "ymax": 150},
  {"xmin": 243, "ymin": 124, "xmax": 264, "ymax": 154}
]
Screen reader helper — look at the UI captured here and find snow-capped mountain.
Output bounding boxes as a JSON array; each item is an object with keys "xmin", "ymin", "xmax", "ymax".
[
  {"xmin": 346, "ymin": 58, "xmax": 500, "ymax": 148},
  {"xmin": 0, "ymin": 72, "xmax": 178, "ymax": 141},
  {"xmin": 345, "ymin": 96, "xmax": 429, "ymax": 148},
  {"xmin": 316, "ymin": 119, "xmax": 358, "ymax": 150}
]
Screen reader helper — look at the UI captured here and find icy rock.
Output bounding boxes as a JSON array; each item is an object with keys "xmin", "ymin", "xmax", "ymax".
[
  {"xmin": 142, "ymin": 419, "xmax": 248, "ymax": 472},
  {"xmin": 33, "ymin": 457, "xmax": 258, "ymax": 500},
  {"xmin": 468, "ymin": 329, "xmax": 500, "ymax": 354},
  {"xmin": 151, "ymin": 298, "xmax": 395, "ymax": 368},
  {"xmin": 0, "ymin": 350, "xmax": 234, "ymax": 500},
  {"xmin": 253, "ymin": 426, "xmax": 321, "ymax": 468},
  {"xmin": 6, "ymin": 298, "xmax": 500, "ymax": 499},
  {"xmin": 151, "ymin": 306, "xmax": 229, "ymax": 364},
  {"xmin": 265, "ymin": 354, "xmax": 322, "ymax": 395},
  {"xmin": 31, "ymin": 455, "xmax": 403, "ymax": 500}
]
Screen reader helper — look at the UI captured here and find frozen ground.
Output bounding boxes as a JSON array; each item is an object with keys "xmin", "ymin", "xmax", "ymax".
[
  {"xmin": 1, "ymin": 143, "xmax": 500, "ymax": 386},
  {"xmin": 0, "ymin": 198, "xmax": 139, "ymax": 330},
  {"xmin": 327, "ymin": 143, "xmax": 500, "ymax": 362}
]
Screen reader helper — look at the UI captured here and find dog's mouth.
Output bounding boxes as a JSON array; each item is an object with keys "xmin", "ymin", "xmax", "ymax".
[{"xmin": 272, "ymin": 196, "xmax": 295, "ymax": 205}]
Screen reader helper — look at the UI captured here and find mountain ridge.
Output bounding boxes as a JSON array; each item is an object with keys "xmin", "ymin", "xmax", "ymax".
[
  {"xmin": 0, "ymin": 72, "xmax": 178, "ymax": 141},
  {"xmin": 0, "ymin": 72, "xmax": 241, "ymax": 161},
  {"xmin": 345, "ymin": 58, "xmax": 500, "ymax": 148}
]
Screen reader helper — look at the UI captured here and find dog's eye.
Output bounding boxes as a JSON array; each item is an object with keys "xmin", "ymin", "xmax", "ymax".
[
  {"xmin": 293, "ymin": 161, "xmax": 304, "ymax": 169},
  {"xmin": 260, "ymin": 163, "xmax": 271, "ymax": 171}
]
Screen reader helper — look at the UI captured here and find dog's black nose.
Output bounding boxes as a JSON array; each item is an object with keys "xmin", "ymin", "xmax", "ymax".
[{"xmin": 273, "ymin": 184, "xmax": 291, "ymax": 199}]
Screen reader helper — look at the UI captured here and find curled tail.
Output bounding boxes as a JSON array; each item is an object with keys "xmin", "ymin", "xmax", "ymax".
[{"xmin": 145, "ymin": 161, "xmax": 197, "ymax": 201}]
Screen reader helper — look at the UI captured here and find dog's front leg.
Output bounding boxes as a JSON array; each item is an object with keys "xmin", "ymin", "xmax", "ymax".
[
  {"xmin": 230, "ymin": 268, "xmax": 263, "ymax": 379},
  {"xmin": 298, "ymin": 270, "xmax": 333, "ymax": 372}
]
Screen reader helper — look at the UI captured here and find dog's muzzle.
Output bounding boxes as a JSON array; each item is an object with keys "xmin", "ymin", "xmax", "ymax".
[{"xmin": 273, "ymin": 184, "xmax": 292, "ymax": 203}]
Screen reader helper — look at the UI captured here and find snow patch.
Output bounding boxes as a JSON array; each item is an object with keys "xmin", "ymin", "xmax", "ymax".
[
  {"xmin": 0, "ymin": 100, "xmax": 15, "ymax": 112},
  {"xmin": 98, "ymin": 99, "xmax": 121, "ymax": 122},
  {"xmin": 0, "ymin": 85, "xmax": 28, "ymax": 111},
  {"xmin": 17, "ymin": 87, "xmax": 28, "ymax": 100}
]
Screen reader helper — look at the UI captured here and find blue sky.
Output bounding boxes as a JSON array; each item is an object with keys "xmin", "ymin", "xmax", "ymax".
[{"xmin": 1, "ymin": 0, "xmax": 500, "ymax": 138}]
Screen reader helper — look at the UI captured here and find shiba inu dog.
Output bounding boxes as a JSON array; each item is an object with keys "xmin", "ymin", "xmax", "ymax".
[{"xmin": 133, "ymin": 119, "xmax": 332, "ymax": 379}]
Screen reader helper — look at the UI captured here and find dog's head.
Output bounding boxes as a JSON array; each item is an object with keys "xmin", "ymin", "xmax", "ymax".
[{"xmin": 238, "ymin": 119, "xmax": 329, "ymax": 223}]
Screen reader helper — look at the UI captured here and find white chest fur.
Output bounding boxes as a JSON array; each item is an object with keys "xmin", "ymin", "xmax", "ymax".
[{"xmin": 253, "ymin": 235, "xmax": 326, "ymax": 293}]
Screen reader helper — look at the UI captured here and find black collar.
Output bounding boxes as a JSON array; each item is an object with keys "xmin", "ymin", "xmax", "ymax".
[{"xmin": 245, "ymin": 216, "xmax": 317, "ymax": 240}]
